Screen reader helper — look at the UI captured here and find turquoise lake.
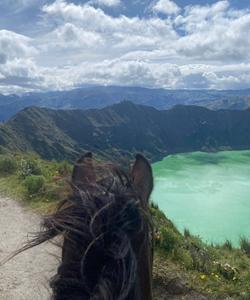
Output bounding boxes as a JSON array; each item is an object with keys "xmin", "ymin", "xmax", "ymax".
[{"xmin": 152, "ymin": 150, "xmax": 250, "ymax": 246}]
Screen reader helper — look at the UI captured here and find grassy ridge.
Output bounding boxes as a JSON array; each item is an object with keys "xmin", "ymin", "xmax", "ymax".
[
  {"xmin": 152, "ymin": 203, "xmax": 250, "ymax": 298},
  {"xmin": 1, "ymin": 152, "xmax": 250, "ymax": 298},
  {"xmin": 0, "ymin": 151, "xmax": 72, "ymax": 210},
  {"xmin": 3, "ymin": 102, "xmax": 250, "ymax": 164}
]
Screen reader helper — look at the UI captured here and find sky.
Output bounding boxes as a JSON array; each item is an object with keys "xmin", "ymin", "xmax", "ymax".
[{"xmin": 0, "ymin": 0, "xmax": 250, "ymax": 94}]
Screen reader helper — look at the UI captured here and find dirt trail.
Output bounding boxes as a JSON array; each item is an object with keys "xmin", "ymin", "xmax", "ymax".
[{"xmin": 0, "ymin": 197, "xmax": 58, "ymax": 300}]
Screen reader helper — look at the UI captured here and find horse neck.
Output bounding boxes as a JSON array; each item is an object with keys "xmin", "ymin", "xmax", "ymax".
[
  {"xmin": 133, "ymin": 227, "xmax": 153, "ymax": 300},
  {"xmin": 136, "ymin": 244, "xmax": 153, "ymax": 300},
  {"xmin": 51, "ymin": 238, "xmax": 89, "ymax": 300},
  {"xmin": 53, "ymin": 240, "xmax": 145, "ymax": 300}
]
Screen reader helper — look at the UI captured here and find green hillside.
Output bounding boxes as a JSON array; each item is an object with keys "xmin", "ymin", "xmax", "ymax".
[{"xmin": 1, "ymin": 102, "xmax": 250, "ymax": 163}]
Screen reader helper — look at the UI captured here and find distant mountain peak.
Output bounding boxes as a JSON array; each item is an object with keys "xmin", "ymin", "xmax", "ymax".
[{"xmin": 0, "ymin": 86, "xmax": 250, "ymax": 122}]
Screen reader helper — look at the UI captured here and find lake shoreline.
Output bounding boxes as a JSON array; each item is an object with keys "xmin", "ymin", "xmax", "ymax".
[{"xmin": 152, "ymin": 145, "xmax": 250, "ymax": 164}]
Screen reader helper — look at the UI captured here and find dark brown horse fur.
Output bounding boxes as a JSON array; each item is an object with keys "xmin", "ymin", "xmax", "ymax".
[{"xmin": 18, "ymin": 153, "xmax": 154, "ymax": 300}]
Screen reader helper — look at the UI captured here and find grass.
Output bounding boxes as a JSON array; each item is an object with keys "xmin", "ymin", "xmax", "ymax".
[
  {"xmin": 0, "ymin": 152, "xmax": 72, "ymax": 211},
  {"xmin": 223, "ymin": 240, "xmax": 233, "ymax": 251},
  {"xmin": 1, "ymin": 152, "xmax": 250, "ymax": 298},
  {"xmin": 151, "ymin": 203, "xmax": 250, "ymax": 298}
]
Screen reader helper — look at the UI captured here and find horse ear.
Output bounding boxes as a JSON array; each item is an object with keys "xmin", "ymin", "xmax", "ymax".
[
  {"xmin": 131, "ymin": 154, "xmax": 153, "ymax": 204},
  {"xmin": 72, "ymin": 152, "xmax": 96, "ymax": 189}
]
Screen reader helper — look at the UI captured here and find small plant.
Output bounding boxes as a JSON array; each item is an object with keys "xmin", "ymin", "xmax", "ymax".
[
  {"xmin": 0, "ymin": 156, "xmax": 17, "ymax": 175},
  {"xmin": 151, "ymin": 201, "xmax": 159, "ymax": 210},
  {"xmin": 19, "ymin": 158, "xmax": 42, "ymax": 179},
  {"xmin": 240, "ymin": 237, "xmax": 250, "ymax": 255},
  {"xmin": 43, "ymin": 181, "xmax": 69, "ymax": 201},
  {"xmin": 57, "ymin": 160, "xmax": 72, "ymax": 176},
  {"xmin": 184, "ymin": 228, "xmax": 191, "ymax": 238},
  {"xmin": 24, "ymin": 175, "xmax": 45, "ymax": 195},
  {"xmin": 173, "ymin": 248, "xmax": 193, "ymax": 270},
  {"xmin": 0, "ymin": 146, "xmax": 7, "ymax": 155},
  {"xmin": 223, "ymin": 240, "xmax": 233, "ymax": 251},
  {"xmin": 188, "ymin": 241, "xmax": 212, "ymax": 273},
  {"xmin": 214, "ymin": 261, "xmax": 239, "ymax": 281},
  {"xmin": 160, "ymin": 227, "xmax": 182, "ymax": 253}
]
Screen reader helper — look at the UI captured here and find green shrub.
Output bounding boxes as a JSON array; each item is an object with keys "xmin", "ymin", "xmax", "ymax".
[
  {"xmin": 173, "ymin": 247, "xmax": 193, "ymax": 269},
  {"xmin": 0, "ymin": 156, "xmax": 17, "ymax": 175},
  {"xmin": 189, "ymin": 235, "xmax": 204, "ymax": 250},
  {"xmin": 24, "ymin": 175, "xmax": 45, "ymax": 195},
  {"xmin": 57, "ymin": 160, "xmax": 72, "ymax": 176},
  {"xmin": 189, "ymin": 245, "xmax": 212, "ymax": 274},
  {"xmin": 223, "ymin": 240, "xmax": 233, "ymax": 251},
  {"xmin": 43, "ymin": 181, "xmax": 67, "ymax": 201},
  {"xmin": 19, "ymin": 159, "xmax": 42, "ymax": 179},
  {"xmin": 184, "ymin": 228, "xmax": 191, "ymax": 238},
  {"xmin": 245, "ymin": 271, "xmax": 250, "ymax": 281},
  {"xmin": 0, "ymin": 146, "xmax": 7, "ymax": 155},
  {"xmin": 215, "ymin": 262, "xmax": 239, "ymax": 280},
  {"xmin": 238, "ymin": 259, "xmax": 248, "ymax": 270},
  {"xmin": 151, "ymin": 201, "xmax": 159, "ymax": 210},
  {"xmin": 160, "ymin": 227, "xmax": 182, "ymax": 253},
  {"xmin": 240, "ymin": 237, "xmax": 250, "ymax": 255}
]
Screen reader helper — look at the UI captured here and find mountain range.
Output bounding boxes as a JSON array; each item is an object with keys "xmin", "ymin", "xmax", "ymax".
[
  {"xmin": 1, "ymin": 101, "xmax": 250, "ymax": 162},
  {"xmin": 0, "ymin": 86, "xmax": 250, "ymax": 122}
]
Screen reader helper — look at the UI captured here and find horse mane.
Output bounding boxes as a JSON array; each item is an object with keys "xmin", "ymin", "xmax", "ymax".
[{"xmin": 13, "ymin": 162, "xmax": 152, "ymax": 300}]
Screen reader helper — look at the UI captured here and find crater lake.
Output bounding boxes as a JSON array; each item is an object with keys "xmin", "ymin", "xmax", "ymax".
[{"xmin": 152, "ymin": 150, "xmax": 250, "ymax": 246}]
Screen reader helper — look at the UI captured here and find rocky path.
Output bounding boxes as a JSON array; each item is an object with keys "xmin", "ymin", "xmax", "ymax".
[{"xmin": 0, "ymin": 197, "xmax": 58, "ymax": 300}]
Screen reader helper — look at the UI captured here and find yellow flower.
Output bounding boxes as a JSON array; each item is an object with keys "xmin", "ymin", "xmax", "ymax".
[
  {"xmin": 156, "ymin": 234, "xmax": 161, "ymax": 241},
  {"xmin": 200, "ymin": 275, "xmax": 206, "ymax": 280}
]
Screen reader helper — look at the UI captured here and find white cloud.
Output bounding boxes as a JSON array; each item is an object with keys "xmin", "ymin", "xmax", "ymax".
[
  {"xmin": 1, "ymin": 0, "xmax": 250, "ymax": 93},
  {"xmin": 0, "ymin": 30, "xmax": 37, "ymax": 64},
  {"xmin": 152, "ymin": 0, "xmax": 181, "ymax": 15},
  {"xmin": 41, "ymin": 0, "xmax": 177, "ymax": 61},
  {"xmin": 33, "ymin": 59, "xmax": 182, "ymax": 90},
  {"xmin": 0, "ymin": 0, "xmax": 45, "ymax": 12},
  {"xmin": 174, "ymin": 2, "xmax": 250, "ymax": 62},
  {"xmin": 41, "ymin": 0, "xmax": 250, "ymax": 65},
  {"xmin": 89, "ymin": 0, "xmax": 121, "ymax": 7},
  {"xmin": 0, "ymin": 30, "xmax": 43, "ymax": 94},
  {"xmin": 43, "ymin": 23, "xmax": 104, "ymax": 50},
  {"xmin": 50, "ymin": 61, "xmax": 250, "ymax": 91},
  {"xmin": 175, "ymin": 1, "xmax": 231, "ymax": 34},
  {"xmin": 42, "ymin": 1, "xmax": 176, "ymax": 38},
  {"xmin": 0, "ymin": 58, "xmax": 37, "ymax": 78}
]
